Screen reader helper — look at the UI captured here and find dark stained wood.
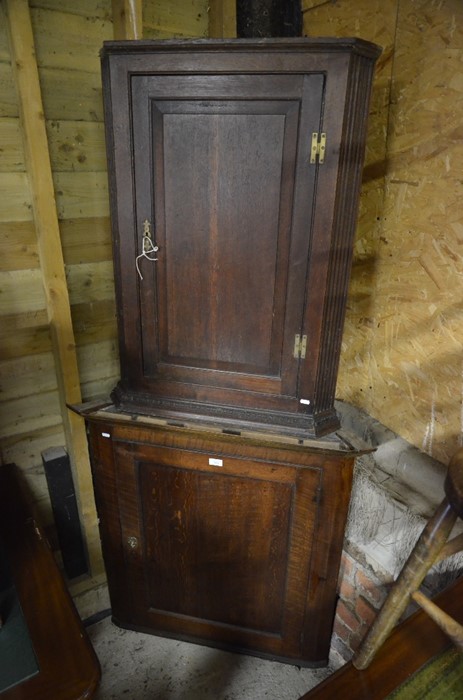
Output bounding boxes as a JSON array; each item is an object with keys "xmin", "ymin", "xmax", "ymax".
[
  {"xmin": 0, "ymin": 464, "xmax": 100, "ymax": 700},
  {"xmin": 299, "ymin": 575, "xmax": 463, "ymax": 700},
  {"xmin": 101, "ymin": 38, "xmax": 380, "ymax": 437},
  {"xmin": 85, "ymin": 411, "xmax": 358, "ymax": 665},
  {"xmin": 90, "ymin": 37, "xmax": 379, "ymax": 671}
]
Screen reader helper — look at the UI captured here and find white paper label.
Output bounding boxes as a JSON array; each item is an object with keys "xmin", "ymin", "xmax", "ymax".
[{"xmin": 208, "ymin": 458, "xmax": 223, "ymax": 467}]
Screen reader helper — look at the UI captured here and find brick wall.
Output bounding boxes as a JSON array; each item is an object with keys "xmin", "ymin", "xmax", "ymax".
[{"xmin": 332, "ymin": 550, "xmax": 389, "ymax": 660}]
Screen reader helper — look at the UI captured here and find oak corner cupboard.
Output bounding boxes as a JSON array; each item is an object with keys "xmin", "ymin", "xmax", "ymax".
[
  {"xmin": 82, "ymin": 37, "xmax": 379, "ymax": 668},
  {"xmin": 101, "ymin": 37, "xmax": 381, "ymax": 438},
  {"xmin": 83, "ymin": 407, "xmax": 367, "ymax": 666}
]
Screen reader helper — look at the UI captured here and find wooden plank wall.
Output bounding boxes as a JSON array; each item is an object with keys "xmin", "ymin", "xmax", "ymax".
[
  {"xmin": 0, "ymin": 0, "xmax": 209, "ymax": 590},
  {"xmin": 303, "ymin": 0, "xmax": 463, "ymax": 465}
]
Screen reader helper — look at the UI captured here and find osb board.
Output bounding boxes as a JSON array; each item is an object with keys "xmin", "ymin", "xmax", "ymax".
[
  {"xmin": 365, "ymin": 0, "xmax": 463, "ymax": 464},
  {"xmin": 305, "ymin": 0, "xmax": 463, "ymax": 464}
]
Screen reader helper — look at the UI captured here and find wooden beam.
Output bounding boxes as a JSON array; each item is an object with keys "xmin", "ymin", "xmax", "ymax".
[
  {"xmin": 209, "ymin": 0, "xmax": 236, "ymax": 38},
  {"xmin": 112, "ymin": 0, "xmax": 143, "ymax": 40},
  {"xmin": 5, "ymin": 0, "xmax": 104, "ymax": 579}
]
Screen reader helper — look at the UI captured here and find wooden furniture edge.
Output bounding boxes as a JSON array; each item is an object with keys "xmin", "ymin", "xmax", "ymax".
[
  {"xmin": 299, "ymin": 575, "xmax": 463, "ymax": 699},
  {"xmin": 0, "ymin": 464, "xmax": 101, "ymax": 700}
]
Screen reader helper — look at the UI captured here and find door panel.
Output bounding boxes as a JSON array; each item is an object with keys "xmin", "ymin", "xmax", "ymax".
[
  {"xmin": 113, "ymin": 440, "xmax": 322, "ymax": 656},
  {"xmin": 141, "ymin": 463, "xmax": 292, "ymax": 632},
  {"xmin": 131, "ymin": 73, "xmax": 324, "ymax": 400}
]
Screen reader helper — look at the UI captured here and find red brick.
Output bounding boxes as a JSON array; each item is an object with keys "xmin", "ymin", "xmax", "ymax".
[
  {"xmin": 333, "ymin": 618, "xmax": 351, "ymax": 645},
  {"xmin": 339, "ymin": 552, "xmax": 354, "ymax": 583},
  {"xmin": 336, "ymin": 600, "xmax": 360, "ymax": 633},
  {"xmin": 339, "ymin": 577, "xmax": 356, "ymax": 604},
  {"xmin": 355, "ymin": 568, "xmax": 385, "ymax": 607},
  {"xmin": 355, "ymin": 595, "xmax": 378, "ymax": 628}
]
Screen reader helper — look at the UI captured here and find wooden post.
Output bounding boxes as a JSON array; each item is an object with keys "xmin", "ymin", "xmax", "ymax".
[
  {"xmin": 112, "ymin": 0, "xmax": 143, "ymax": 40},
  {"xmin": 353, "ymin": 499, "xmax": 457, "ymax": 669},
  {"xmin": 412, "ymin": 590, "xmax": 463, "ymax": 653},
  {"xmin": 209, "ymin": 0, "xmax": 237, "ymax": 38},
  {"xmin": 5, "ymin": 0, "xmax": 104, "ymax": 579}
]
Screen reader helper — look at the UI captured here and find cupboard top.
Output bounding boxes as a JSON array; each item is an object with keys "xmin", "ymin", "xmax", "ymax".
[{"xmin": 100, "ymin": 37, "xmax": 382, "ymax": 62}]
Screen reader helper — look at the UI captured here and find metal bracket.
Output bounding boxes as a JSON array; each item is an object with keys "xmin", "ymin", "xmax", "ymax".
[
  {"xmin": 310, "ymin": 132, "xmax": 327, "ymax": 164},
  {"xmin": 293, "ymin": 334, "xmax": 307, "ymax": 359}
]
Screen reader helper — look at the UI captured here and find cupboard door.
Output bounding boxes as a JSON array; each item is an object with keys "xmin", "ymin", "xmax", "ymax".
[
  {"xmin": 127, "ymin": 73, "xmax": 324, "ymax": 404},
  {"xmin": 113, "ymin": 440, "xmax": 322, "ymax": 660}
]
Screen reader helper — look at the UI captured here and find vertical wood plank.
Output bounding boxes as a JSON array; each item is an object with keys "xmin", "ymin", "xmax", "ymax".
[
  {"xmin": 209, "ymin": 0, "xmax": 236, "ymax": 38},
  {"xmin": 112, "ymin": 0, "xmax": 143, "ymax": 40},
  {"xmin": 4, "ymin": 0, "xmax": 104, "ymax": 578}
]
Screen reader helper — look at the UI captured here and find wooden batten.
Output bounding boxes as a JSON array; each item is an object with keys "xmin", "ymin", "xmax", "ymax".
[
  {"xmin": 208, "ymin": 0, "xmax": 237, "ymax": 38},
  {"xmin": 4, "ymin": 0, "xmax": 103, "ymax": 578},
  {"xmin": 112, "ymin": 0, "xmax": 143, "ymax": 40}
]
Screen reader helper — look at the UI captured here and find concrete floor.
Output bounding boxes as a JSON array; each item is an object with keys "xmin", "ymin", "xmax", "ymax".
[{"xmin": 87, "ymin": 616, "xmax": 342, "ymax": 700}]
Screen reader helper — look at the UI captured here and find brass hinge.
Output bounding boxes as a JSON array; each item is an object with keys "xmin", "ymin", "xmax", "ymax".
[
  {"xmin": 310, "ymin": 132, "xmax": 326, "ymax": 164},
  {"xmin": 293, "ymin": 334, "xmax": 307, "ymax": 359}
]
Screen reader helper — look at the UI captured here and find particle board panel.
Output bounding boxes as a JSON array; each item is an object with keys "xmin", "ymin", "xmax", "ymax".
[
  {"xmin": 302, "ymin": 0, "xmax": 463, "ymax": 464},
  {"xmin": 365, "ymin": 0, "xmax": 463, "ymax": 464},
  {"xmin": 303, "ymin": 0, "xmax": 395, "ymax": 417}
]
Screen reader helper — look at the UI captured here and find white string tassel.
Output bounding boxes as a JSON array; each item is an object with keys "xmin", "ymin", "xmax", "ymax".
[{"xmin": 136, "ymin": 235, "xmax": 159, "ymax": 280}]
